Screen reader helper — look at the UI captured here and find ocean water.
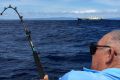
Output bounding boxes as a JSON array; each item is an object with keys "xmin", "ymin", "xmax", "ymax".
[{"xmin": 0, "ymin": 20, "xmax": 120, "ymax": 80}]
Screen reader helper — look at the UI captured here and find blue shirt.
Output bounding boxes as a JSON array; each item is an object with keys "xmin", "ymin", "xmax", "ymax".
[{"xmin": 59, "ymin": 68, "xmax": 120, "ymax": 80}]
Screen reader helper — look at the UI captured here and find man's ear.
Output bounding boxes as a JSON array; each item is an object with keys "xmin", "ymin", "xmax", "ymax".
[{"xmin": 106, "ymin": 48, "xmax": 115, "ymax": 65}]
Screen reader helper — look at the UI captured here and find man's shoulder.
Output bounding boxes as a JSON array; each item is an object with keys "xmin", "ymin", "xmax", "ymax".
[
  {"xmin": 59, "ymin": 68, "xmax": 120, "ymax": 80},
  {"xmin": 59, "ymin": 70, "xmax": 99, "ymax": 80}
]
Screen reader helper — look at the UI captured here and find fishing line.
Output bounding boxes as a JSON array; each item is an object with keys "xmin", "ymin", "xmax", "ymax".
[{"xmin": 0, "ymin": 5, "xmax": 45, "ymax": 79}]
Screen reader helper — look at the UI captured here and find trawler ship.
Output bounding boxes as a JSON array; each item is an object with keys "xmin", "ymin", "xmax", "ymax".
[
  {"xmin": 77, "ymin": 16, "xmax": 120, "ymax": 25},
  {"xmin": 78, "ymin": 16, "xmax": 102, "ymax": 21}
]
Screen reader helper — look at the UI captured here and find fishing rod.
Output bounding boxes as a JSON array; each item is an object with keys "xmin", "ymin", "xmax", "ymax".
[{"xmin": 0, "ymin": 5, "xmax": 45, "ymax": 79}]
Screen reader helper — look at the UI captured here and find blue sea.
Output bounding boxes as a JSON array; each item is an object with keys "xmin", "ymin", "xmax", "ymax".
[{"xmin": 0, "ymin": 20, "xmax": 120, "ymax": 80}]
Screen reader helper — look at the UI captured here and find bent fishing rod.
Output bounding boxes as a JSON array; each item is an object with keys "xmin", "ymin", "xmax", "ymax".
[{"xmin": 0, "ymin": 5, "xmax": 45, "ymax": 79}]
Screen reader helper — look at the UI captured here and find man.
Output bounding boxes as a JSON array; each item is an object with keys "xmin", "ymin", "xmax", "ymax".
[{"xmin": 43, "ymin": 30, "xmax": 120, "ymax": 80}]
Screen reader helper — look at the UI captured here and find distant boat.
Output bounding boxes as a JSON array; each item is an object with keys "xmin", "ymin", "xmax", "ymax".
[
  {"xmin": 77, "ymin": 17, "xmax": 102, "ymax": 21},
  {"xmin": 77, "ymin": 17, "xmax": 103, "ymax": 25},
  {"xmin": 77, "ymin": 17, "xmax": 120, "ymax": 26}
]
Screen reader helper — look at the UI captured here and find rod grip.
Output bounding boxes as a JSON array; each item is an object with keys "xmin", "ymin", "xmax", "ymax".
[{"xmin": 33, "ymin": 51, "xmax": 45, "ymax": 79}]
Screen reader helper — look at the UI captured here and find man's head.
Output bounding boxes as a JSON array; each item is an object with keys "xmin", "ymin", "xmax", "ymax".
[{"xmin": 91, "ymin": 30, "xmax": 120, "ymax": 70}]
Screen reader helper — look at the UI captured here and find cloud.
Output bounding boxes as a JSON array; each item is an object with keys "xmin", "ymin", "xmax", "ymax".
[
  {"xmin": 62, "ymin": 9, "xmax": 119, "ymax": 14},
  {"xmin": 93, "ymin": 0, "xmax": 120, "ymax": 6},
  {"xmin": 0, "ymin": 0, "xmax": 120, "ymax": 19},
  {"xmin": 70, "ymin": 9, "xmax": 98, "ymax": 14}
]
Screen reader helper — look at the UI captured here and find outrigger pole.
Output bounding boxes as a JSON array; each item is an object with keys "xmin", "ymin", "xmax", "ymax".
[{"xmin": 0, "ymin": 5, "xmax": 45, "ymax": 79}]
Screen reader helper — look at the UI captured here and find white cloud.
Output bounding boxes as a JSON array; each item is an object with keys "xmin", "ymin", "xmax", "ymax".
[
  {"xmin": 63, "ymin": 9, "xmax": 119, "ymax": 14},
  {"xmin": 71, "ymin": 9, "xmax": 98, "ymax": 14}
]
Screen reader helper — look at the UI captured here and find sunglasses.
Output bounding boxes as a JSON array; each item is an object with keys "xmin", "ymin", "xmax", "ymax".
[{"xmin": 90, "ymin": 42, "xmax": 110, "ymax": 55}]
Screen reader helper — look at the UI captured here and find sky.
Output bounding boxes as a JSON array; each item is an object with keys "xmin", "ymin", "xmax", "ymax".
[{"xmin": 0, "ymin": 0, "xmax": 120, "ymax": 19}]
